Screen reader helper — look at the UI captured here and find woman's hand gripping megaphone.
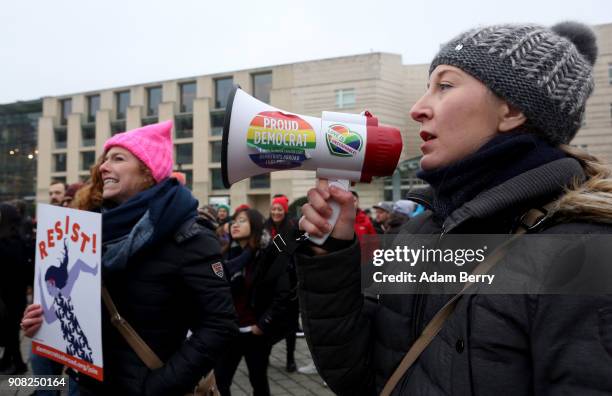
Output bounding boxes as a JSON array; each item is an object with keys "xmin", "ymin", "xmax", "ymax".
[{"xmin": 299, "ymin": 178, "xmax": 355, "ymax": 248}]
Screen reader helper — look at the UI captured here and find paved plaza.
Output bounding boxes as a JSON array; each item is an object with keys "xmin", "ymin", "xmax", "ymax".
[{"xmin": 0, "ymin": 333, "xmax": 334, "ymax": 396}]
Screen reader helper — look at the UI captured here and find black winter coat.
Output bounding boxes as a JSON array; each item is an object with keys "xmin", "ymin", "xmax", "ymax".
[
  {"xmin": 226, "ymin": 240, "xmax": 294, "ymax": 344},
  {"xmin": 254, "ymin": 245, "xmax": 295, "ymax": 343},
  {"xmin": 296, "ymin": 158, "xmax": 612, "ymax": 395},
  {"xmin": 79, "ymin": 217, "xmax": 238, "ymax": 396},
  {"xmin": 0, "ymin": 236, "xmax": 28, "ymax": 323}
]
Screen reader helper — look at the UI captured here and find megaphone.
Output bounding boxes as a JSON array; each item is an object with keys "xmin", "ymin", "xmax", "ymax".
[{"xmin": 222, "ymin": 85, "xmax": 403, "ymax": 244}]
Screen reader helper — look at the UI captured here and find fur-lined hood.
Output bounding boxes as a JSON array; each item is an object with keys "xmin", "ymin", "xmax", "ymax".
[{"xmin": 552, "ymin": 162, "xmax": 612, "ymax": 224}]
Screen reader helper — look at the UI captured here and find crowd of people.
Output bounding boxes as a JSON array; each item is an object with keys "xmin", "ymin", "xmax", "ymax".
[
  {"xmin": 0, "ymin": 161, "xmax": 422, "ymax": 396},
  {"xmin": 2, "ymin": 18, "xmax": 610, "ymax": 396},
  {"xmin": 1, "ymin": 119, "xmax": 421, "ymax": 395}
]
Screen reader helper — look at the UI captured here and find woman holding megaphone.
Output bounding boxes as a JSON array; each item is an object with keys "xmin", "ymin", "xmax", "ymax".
[{"xmin": 296, "ymin": 22, "xmax": 612, "ymax": 395}]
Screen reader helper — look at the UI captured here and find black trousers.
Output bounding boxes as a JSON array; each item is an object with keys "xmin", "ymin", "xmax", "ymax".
[{"xmin": 215, "ymin": 332, "xmax": 272, "ymax": 396}]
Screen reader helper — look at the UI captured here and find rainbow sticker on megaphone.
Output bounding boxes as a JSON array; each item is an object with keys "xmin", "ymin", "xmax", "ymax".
[
  {"xmin": 246, "ymin": 111, "xmax": 316, "ymax": 169},
  {"xmin": 325, "ymin": 124, "xmax": 363, "ymax": 157}
]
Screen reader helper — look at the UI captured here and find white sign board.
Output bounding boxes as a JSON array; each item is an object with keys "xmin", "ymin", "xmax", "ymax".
[{"xmin": 32, "ymin": 204, "xmax": 103, "ymax": 381}]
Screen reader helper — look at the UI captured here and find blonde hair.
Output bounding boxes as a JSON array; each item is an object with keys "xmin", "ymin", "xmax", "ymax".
[
  {"xmin": 72, "ymin": 152, "xmax": 156, "ymax": 211},
  {"xmin": 553, "ymin": 145, "xmax": 612, "ymax": 223}
]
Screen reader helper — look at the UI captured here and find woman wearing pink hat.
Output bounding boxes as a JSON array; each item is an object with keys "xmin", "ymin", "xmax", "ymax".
[{"xmin": 21, "ymin": 120, "xmax": 238, "ymax": 395}]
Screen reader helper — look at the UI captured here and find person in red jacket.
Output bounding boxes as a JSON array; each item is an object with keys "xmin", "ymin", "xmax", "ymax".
[{"xmin": 351, "ymin": 191, "xmax": 376, "ymax": 243}]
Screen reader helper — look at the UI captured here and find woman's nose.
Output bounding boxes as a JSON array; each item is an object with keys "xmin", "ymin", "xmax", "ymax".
[
  {"xmin": 99, "ymin": 159, "xmax": 109, "ymax": 173},
  {"xmin": 409, "ymin": 94, "xmax": 433, "ymax": 123}
]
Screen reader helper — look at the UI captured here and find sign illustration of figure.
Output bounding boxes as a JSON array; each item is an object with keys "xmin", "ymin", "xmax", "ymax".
[{"xmin": 39, "ymin": 239, "xmax": 98, "ymax": 363}]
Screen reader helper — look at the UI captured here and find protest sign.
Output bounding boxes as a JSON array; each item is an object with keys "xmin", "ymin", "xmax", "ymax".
[{"xmin": 32, "ymin": 204, "xmax": 103, "ymax": 381}]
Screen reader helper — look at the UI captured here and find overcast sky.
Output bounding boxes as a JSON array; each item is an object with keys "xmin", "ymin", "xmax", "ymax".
[{"xmin": 2, "ymin": 0, "xmax": 611, "ymax": 104}]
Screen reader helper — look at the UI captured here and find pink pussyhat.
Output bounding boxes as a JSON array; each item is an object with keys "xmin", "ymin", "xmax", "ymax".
[{"xmin": 104, "ymin": 120, "xmax": 174, "ymax": 183}]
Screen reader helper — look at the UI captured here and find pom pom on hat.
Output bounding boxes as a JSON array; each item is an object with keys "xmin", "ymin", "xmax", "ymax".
[
  {"xmin": 104, "ymin": 120, "xmax": 174, "ymax": 183},
  {"xmin": 551, "ymin": 21, "xmax": 598, "ymax": 65}
]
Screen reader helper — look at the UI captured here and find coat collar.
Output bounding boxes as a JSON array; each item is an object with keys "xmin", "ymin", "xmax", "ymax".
[{"xmin": 407, "ymin": 158, "xmax": 585, "ymax": 234}]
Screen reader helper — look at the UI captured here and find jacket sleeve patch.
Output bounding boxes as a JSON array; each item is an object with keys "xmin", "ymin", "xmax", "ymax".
[{"xmin": 211, "ymin": 261, "xmax": 225, "ymax": 279}]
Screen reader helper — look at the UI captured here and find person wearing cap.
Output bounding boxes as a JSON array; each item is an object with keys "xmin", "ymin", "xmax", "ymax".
[
  {"xmin": 372, "ymin": 201, "xmax": 393, "ymax": 234},
  {"xmin": 383, "ymin": 200, "xmax": 416, "ymax": 235},
  {"xmin": 297, "ymin": 22, "xmax": 612, "ymax": 394},
  {"xmin": 21, "ymin": 120, "xmax": 238, "ymax": 395}
]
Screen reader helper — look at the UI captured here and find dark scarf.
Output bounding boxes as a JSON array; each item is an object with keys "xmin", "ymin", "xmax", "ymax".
[
  {"xmin": 417, "ymin": 132, "xmax": 567, "ymax": 221},
  {"xmin": 101, "ymin": 178, "xmax": 198, "ymax": 272}
]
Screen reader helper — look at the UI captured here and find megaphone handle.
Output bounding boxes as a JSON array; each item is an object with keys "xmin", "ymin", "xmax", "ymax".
[{"xmin": 307, "ymin": 179, "xmax": 350, "ymax": 245}]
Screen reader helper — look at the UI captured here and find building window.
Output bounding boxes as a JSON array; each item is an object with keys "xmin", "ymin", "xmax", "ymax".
[
  {"xmin": 336, "ymin": 89, "xmax": 356, "ymax": 109},
  {"xmin": 81, "ymin": 125, "xmax": 95, "ymax": 147},
  {"xmin": 175, "ymin": 115, "xmax": 193, "ymax": 139},
  {"xmin": 142, "ymin": 116, "xmax": 158, "ymax": 126},
  {"xmin": 146, "ymin": 86, "xmax": 162, "ymax": 116},
  {"xmin": 175, "ymin": 143, "xmax": 193, "ymax": 165},
  {"xmin": 87, "ymin": 95, "xmax": 100, "ymax": 123},
  {"xmin": 116, "ymin": 91, "xmax": 130, "ymax": 120},
  {"xmin": 383, "ymin": 157, "xmax": 426, "ymax": 201},
  {"xmin": 80, "ymin": 150, "xmax": 96, "ymax": 171},
  {"xmin": 209, "ymin": 196, "xmax": 230, "ymax": 206},
  {"xmin": 54, "ymin": 127, "xmax": 67, "ymax": 149},
  {"xmin": 210, "ymin": 111, "xmax": 225, "ymax": 136},
  {"xmin": 60, "ymin": 99, "xmax": 72, "ymax": 126},
  {"xmin": 215, "ymin": 78, "xmax": 233, "ymax": 108},
  {"xmin": 250, "ymin": 174, "xmax": 270, "ymax": 189},
  {"xmin": 180, "ymin": 82, "xmax": 196, "ymax": 113},
  {"xmin": 252, "ymin": 72, "xmax": 272, "ymax": 104},
  {"xmin": 111, "ymin": 120, "xmax": 126, "ymax": 136},
  {"xmin": 211, "ymin": 168, "xmax": 224, "ymax": 190},
  {"xmin": 183, "ymin": 169, "xmax": 193, "ymax": 189},
  {"xmin": 210, "ymin": 141, "xmax": 222, "ymax": 162},
  {"xmin": 609, "ymin": 63, "xmax": 612, "ymax": 85},
  {"xmin": 53, "ymin": 153, "xmax": 67, "ymax": 172}
]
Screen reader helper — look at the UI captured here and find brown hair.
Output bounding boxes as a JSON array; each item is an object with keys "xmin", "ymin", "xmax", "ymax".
[{"xmin": 72, "ymin": 152, "xmax": 156, "ymax": 211}]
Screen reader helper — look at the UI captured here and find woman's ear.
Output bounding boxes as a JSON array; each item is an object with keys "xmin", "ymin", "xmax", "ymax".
[{"xmin": 498, "ymin": 102, "xmax": 527, "ymax": 132}]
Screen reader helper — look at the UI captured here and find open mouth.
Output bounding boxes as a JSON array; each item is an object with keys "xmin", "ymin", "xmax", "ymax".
[
  {"xmin": 103, "ymin": 178, "xmax": 118, "ymax": 186},
  {"xmin": 420, "ymin": 131, "xmax": 436, "ymax": 142}
]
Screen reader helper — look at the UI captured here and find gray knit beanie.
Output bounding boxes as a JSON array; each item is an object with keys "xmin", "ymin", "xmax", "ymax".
[{"xmin": 430, "ymin": 22, "xmax": 598, "ymax": 145}]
